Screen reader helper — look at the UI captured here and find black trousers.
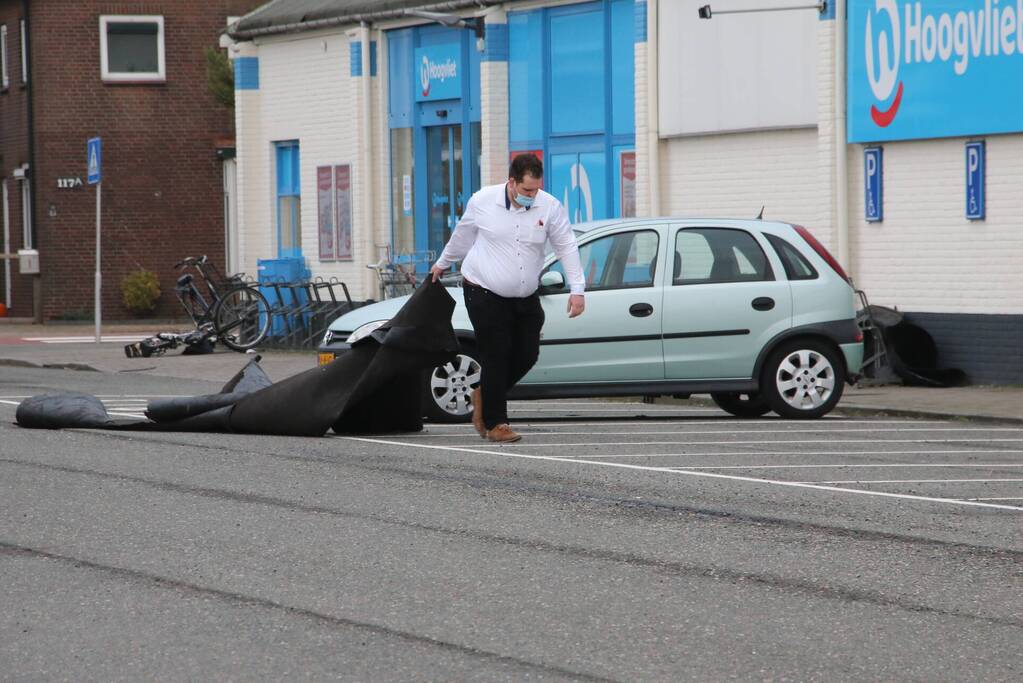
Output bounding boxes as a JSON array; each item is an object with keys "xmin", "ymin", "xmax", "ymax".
[{"xmin": 463, "ymin": 282, "xmax": 545, "ymax": 430}]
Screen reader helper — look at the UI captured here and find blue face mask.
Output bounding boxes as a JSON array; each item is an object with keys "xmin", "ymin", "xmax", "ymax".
[{"xmin": 515, "ymin": 193, "xmax": 535, "ymax": 208}]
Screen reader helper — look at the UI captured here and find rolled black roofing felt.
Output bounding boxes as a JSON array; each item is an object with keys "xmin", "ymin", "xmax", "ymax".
[{"xmin": 16, "ymin": 279, "xmax": 459, "ymax": 436}]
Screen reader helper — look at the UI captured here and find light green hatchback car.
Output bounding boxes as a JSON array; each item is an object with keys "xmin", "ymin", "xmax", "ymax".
[{"xmin": 318, "ymin": 218, "xmax": 864, "ymax": 421}]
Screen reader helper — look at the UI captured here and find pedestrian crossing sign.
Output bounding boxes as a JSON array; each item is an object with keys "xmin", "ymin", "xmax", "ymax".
[{"xmin": 87, "ymin": 137, "xmax": 102, "ymax": 184}]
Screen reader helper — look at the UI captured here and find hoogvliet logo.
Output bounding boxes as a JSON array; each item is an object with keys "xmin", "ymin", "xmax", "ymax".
[
  {"xmin": 420, "ymin": 54, "xmax": 457, "ymax": 98},
  {"xmin": 863, "ymin": 0, "xmax": 1023, "ymax": 128}
]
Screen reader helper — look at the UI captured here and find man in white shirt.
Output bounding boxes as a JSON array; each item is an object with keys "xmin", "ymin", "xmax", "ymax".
[{"xmin": 430, "ymin": 154, "xmax": 585, "ymax": 443}]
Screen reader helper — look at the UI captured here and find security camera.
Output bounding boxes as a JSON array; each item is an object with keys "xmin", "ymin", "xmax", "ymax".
[{"xmin": 698, "ymin": 5, "xmax": 713, "ymax": 19}]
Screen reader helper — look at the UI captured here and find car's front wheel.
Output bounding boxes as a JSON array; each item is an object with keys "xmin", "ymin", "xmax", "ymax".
[
  {"xmin": 761, "ymin": 339, "xmax": 845, "ymax": 419},
  {"xmin": 710, "ymin": 392, "xmax": 772, "ymax": 418},
  {"xmin": 422, "ymin": 343, "xmax": 481, "ymax": 423}
]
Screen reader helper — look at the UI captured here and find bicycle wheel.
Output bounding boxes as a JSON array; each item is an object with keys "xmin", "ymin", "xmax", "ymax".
[{"xmin": 213, "ymin": 285, "xmax": 271, "ymax": 351}]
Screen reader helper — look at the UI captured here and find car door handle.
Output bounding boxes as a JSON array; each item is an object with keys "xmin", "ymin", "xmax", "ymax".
[
  {"xmin": 629, "ymin": 303, "xmax": 654, "ymax": 317},
  {"xmin": 752, "ymin": 297, "xmax": 775, "ymax": 311}
]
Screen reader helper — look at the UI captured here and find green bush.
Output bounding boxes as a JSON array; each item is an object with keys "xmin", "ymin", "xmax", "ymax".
[{"xmin": 121, "ymin": 269, "xmax": 161, "ymax": 315}]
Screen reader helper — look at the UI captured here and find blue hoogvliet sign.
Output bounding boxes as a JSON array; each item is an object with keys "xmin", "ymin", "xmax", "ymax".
[
  {"xmin": 87, "ymin": 137, "xmax": 102, "ymax": 184},
  {"xmin": 966, "ymin": 140, "xmax": 985, "ymax": 220},
  {"xmin": 864, "ymin": 147, "xmax": 883, "ymax": 222},
  {"xmin": 414, "ymin": 43, "xmax": 461, "ymax": 102},
  {"xmin": 848, "ymin": 0, "xmax": 1023, "ymax": 143}
]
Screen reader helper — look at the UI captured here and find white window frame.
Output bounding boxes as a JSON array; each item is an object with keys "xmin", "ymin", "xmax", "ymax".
[
  {"xmin": 19, "ymin": 19, "xmax": 26, "ymax": 83},
  {"xmin": 1, "ymin": 25, "xmax": 9, "ymax": 89},
  {"xmin": 99, "ymin": 15, "xmax": 165, "ymax": 82}
]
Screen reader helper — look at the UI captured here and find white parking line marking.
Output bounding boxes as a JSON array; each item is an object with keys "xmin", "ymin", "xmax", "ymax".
[
  {"xmin": 21, "ymin": 335, "xmax": 146, "ymax": 343},
  {"xmin": 420, "ymin": 419, "xmax": 953, "ymax": 429},
  {"xmin": 561, "ymin": 450, "xmax": 1023, "ymax": 458},
  {"xmin": 672, "ymin": 463, "xmax": 1023, "ymax": 470},
  {"xmin": 473, "ymin": 438, "xmax": 1023, "ymax": 448},
  {"xmin": 794, "ymin": 478, "xmax": 1023, "ymax": 485},
  {"xmin": 341, "ymin": 436, "xmax": 1023, "ymax": 513},
  {"xmin": 967, "ymin": 498, "xmax": 1023, "ymax": 501},
  {"xmin": 405, "ymin": 426, "xmax": 1023, "ymax": 438}
]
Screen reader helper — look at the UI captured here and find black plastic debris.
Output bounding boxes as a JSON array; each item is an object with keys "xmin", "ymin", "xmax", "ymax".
[
  {"xmin": 861, "ymin": 304, "xmax": 967, "ymax": 387},
  {"xmin": 17, "ymin": 279, "xmax": 458, "ymax": 435}
]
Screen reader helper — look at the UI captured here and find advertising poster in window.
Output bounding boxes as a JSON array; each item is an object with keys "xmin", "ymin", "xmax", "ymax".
[
  {"xmin": 335, "ymin": 164, "xmax": 353, "ymax": 260},
  {"xmin": 317, "ymin": 166, "xmax": 335, "ymax": 260},
  {"xmin": 620, "ymin": 151, "xmax": 636, "ymax": 218}
]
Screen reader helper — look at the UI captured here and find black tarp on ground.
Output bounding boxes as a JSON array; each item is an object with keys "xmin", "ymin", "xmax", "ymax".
[{"xmin": 16, "ymin": 280, "xmax": 458, "ymax": 435}]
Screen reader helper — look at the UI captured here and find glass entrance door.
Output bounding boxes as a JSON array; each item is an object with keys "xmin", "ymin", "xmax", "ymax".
[{"xmin": 425, "ymin": 124, "xmax": 463, "ymax": 257}]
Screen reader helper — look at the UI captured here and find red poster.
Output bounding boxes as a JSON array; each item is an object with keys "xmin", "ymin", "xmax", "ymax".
[
  {"xmin": 509, "ymin": 149, "xmax": 544, "ymax": 189},
  {"xmin": 620, "ymin": 151, "xmax": 636, "ymax": 218},
  {"xmin": 335, "ymin": 165, "xmax": 353, "ymax": 260},
  {"xmin": 316, "ymin": 166, "xmax": 335, "ymax": 260}
]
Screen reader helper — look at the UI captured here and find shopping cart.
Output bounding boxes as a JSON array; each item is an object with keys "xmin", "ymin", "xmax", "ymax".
[{"xmin": 368, "ymin": 249, "xmax": 435, "ymax": 299}]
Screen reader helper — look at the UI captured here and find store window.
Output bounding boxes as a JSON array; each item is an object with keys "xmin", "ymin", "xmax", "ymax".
[
  {"xmin": 509, "ymin": 0, "xmax": 636, "ymax": 222},
  {"xmin": 274, "ymin": 141, "xmax": 301, "ymax": 258},
  {"xmin": 99, "ymin": 15, "xmax": 165, "ymax": 82}
]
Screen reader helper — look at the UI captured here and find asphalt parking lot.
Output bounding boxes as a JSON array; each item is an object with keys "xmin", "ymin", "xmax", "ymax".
[{"xmin": 1, "ymin": 367, "xmax": 1021, "ymax": 680}]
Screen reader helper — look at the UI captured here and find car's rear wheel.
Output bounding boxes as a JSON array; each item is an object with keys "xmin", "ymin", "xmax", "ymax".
[
  {"xmin": 761, "ymin": 339, "xmax": 845, "ymax": 419},
  {"xmin": 422, "ymin": 342, "xmax": 481, "ymax": 423},
  {"xmin": 710, "ymin": 392, "xmax": 771, "ymax": 418}
]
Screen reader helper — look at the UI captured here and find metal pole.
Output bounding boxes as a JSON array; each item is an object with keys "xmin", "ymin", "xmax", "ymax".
[
  {"xmin": 95, "ymin": 181, "xmax": 101, "ymax": 343},
  {"xmin": 708, "ymin": 3, "xmax": 824, "ymax": 16}
]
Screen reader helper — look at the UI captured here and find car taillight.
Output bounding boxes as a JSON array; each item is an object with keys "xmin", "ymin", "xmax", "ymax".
[{"xmin": 792, "ymin": 225, "xmax": 851, "ymax": 283}]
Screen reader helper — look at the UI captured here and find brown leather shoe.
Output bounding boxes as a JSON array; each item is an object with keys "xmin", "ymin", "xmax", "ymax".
[
  {"xmin": 471, "ymin": 387, "xmax": 486, "ymax": 439},
  {"xmin": 486, "ymin": 423, "xmax": 521, "ymax": 443}
]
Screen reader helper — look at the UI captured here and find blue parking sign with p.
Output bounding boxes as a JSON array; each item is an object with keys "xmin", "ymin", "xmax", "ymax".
[
  {"xmin": 864, "ymin": 147, "xmax": 882, "ymax": 223},
  {"xmin": 966, "ymin": 141, "xmax": 985, "ymax": 221},
  {"xmin": 87, "ymin": 137, "xmax": 102, "ymax": 184}
]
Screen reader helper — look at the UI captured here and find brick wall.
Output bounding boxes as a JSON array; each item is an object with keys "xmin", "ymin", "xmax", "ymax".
[
  {"xmin": 0, "ymin": 0, "xmax": 262, "ymax": 320},
  {"xmin": 0, "ymin": 1, "xmax": 32, "ymax": 317}
]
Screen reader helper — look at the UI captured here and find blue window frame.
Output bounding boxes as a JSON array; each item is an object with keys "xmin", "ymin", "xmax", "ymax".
[
  {"xmin": 509, "ymin": 0, "xmax": 635, "ymax": 222},
  {"xmin": 275, "ymin": 141, "xmax": 302, "ymax": 258}
]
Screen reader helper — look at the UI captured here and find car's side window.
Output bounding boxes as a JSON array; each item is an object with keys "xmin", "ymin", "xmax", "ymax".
[
  {"xmin": 765, "ymin": 233, "xmax": 818, "ymax": 280},
  {"xmin": 546, "ymin": 230, "xmax": 660, "ymax": 291},
  {"xmin": 673, "ymin": 228, "xmax": 773, "ymax": 285}
]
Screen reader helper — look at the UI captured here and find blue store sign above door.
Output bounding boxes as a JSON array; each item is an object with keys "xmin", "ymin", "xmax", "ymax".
[
  {"xmin": 848, "ymin": 0, "xmax": 1023, "ymax": 142},
  {"xmin": 415, "ymin": 43, "xmax": 462, "ymax": 101}
]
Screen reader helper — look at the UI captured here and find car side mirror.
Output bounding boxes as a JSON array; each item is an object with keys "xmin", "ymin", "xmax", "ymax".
[{"xmin": 539, "ymin": 270, "xmax": 565, "ymax": 292}]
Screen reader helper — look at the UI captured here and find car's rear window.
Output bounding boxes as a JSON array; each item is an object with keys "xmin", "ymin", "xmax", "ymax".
[
  {"xmin": 673, "ymin": 228, "xmax": 773, "ymax": 285},
  {"xmin": 765, "ymin": 233, "xmax": 818, "ymax": 280}
]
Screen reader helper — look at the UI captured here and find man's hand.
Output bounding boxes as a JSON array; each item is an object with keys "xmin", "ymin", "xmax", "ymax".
[
  {"xmin": 567, "ymin": 294, "xmax": 585, "ymax": 318},
  {"xmin": 429, "ymin": 265, "xmax": 446, "ymax": 282}
]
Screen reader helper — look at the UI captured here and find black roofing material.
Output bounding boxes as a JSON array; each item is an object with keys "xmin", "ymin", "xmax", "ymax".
[{"xmin": 16, "ymin": 280, "xmax": 458, "ymax": 436}]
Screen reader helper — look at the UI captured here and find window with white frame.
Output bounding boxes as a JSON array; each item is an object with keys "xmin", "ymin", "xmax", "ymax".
[
  {"xmin": 99, "ymin": 15, "xmax": 165, "ymax": 82},
  {"xmin": 19, "ymin": 19, "xmax": 26, "ymax": 83},
  {"xmin": 1, "ymin": 25, "xmax": 8, "ymax": 89}
]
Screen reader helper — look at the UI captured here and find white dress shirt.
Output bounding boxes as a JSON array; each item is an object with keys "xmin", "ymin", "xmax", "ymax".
[{"xmin": 434, "ymin": 183, "xmax": 585, "ymax": 298}]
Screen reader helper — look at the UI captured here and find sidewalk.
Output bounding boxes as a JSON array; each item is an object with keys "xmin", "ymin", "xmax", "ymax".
[{"xmin": 1, "ymin": 321, "xmax": 1021, "ymax": 424}]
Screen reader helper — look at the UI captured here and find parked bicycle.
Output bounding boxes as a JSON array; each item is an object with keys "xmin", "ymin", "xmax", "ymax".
[{"xmin": 174, "ymin": 255, "xmax": 271, "ymax": 351}]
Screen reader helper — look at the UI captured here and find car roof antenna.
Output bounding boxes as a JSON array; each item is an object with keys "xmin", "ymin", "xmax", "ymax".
[{"xmin": 755, "ymin": 205, "xmax": 765, "ymax": 220}]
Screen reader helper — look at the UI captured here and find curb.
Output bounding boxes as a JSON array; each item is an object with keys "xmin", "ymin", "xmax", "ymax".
[{"xmin": 0, "ymin": 358, "xmax": 100, "ymax": 372}]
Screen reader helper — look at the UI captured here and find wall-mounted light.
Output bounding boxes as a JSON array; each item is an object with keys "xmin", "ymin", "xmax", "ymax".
[
  {"xmin": 698, "ymin": 1, "xmax": 826, "ymax": 19},
  {"xmin": 404, "ymin": 9, "xmax": 486, "ymax": 51}
]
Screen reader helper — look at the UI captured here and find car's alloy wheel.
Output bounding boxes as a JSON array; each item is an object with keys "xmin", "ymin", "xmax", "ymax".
[
  {"xmin": 710, "ymin": 392, "xmax": 772, "ymax": 418},
  {"xmin": 761, "ymin": 339, "xmax": 845, "ymax": 419},
  {"xmin": 422, "ymin": 346, "xmax": 481, "ymax": 423}
]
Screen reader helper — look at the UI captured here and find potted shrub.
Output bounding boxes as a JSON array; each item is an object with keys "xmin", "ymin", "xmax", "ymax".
[{"xmin": 121, "ymin": 269, "xmax": 161, "ymax": 316}]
